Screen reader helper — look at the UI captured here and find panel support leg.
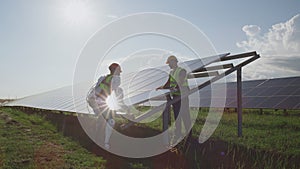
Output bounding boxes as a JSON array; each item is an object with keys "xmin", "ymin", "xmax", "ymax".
[
  {"xmin": 163, "ymin": 95, "xmax": 171, "ymax": 145},
  {"xmin": 237, "ymin": 68, "xmax": 243, "ymax": 137}
]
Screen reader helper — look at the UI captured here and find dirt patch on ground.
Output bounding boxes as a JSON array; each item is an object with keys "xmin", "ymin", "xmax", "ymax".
[{"xmin": 34, "ymin": 142, "xmax": 67, "ymax": 169}]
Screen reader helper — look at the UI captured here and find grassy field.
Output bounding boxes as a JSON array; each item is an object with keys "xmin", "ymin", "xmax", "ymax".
[
  {"xmin": 0, "ymin": 107, "xmax": 106, "ymax": 169},
  {"xmin": 135, "ymin": 107, "xmax": 300, "ymax": 168},
  {"xmin": 196, "ymin": 109, "xmax": 300, "ymax": 155},
  {"xmin": 1, "ymin": 106, "xmax": 299, "ymax": 169}
]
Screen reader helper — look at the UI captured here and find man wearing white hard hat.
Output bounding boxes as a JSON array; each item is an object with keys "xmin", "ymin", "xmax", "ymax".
[{"xmin": 157, "ymin": 55, "xmax": 192, "ymax": 146}]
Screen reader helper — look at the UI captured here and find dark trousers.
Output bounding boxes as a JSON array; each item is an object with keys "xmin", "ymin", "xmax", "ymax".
[{"xmin": 172, "ymin": 95, "xmax": 192, "ymax": 138}]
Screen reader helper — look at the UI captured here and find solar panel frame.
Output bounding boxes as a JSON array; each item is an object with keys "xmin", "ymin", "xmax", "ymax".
[{"xmin": 259, "ymin": 77, "xmax": 296, "ymax": 87}]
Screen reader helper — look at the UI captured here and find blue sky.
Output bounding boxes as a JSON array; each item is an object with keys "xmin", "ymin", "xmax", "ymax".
[{"xmin": 1, "ymin": 0, "xmax": 300, "ymax": 99}]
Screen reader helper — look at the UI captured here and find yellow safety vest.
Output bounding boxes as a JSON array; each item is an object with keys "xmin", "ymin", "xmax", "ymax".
[
  {"xmin": 99, "ymin": 75, "xmax": 113, "ymax": 96},
  {"xmin": 170, "ymin": 67, "xmax": 188, "ymax": 96}
]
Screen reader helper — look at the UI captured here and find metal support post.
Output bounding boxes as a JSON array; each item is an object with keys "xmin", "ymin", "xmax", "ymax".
[{"xmin": 237, "ymin": 67, "xmax": 243, "ymax": 137}]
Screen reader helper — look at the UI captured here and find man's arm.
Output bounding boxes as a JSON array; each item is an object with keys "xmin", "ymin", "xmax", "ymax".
[
  {"xmin": 177, "ymin": 69, "xmax": 187, "ymax": 87},
  {"xmin": 156, "ymin": 76, "xmax": 170, "ymax": 90}
]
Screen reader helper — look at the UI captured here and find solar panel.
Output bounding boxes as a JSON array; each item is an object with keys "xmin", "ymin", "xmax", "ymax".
[
  {"xmin": 226, "ymin": 98, "xmax": 237, "ymax": 108},
  {"xmin": 243, "ymin": 87, "xmax": 267, "ymax": 97},
  {"xmin": 226, "ymin": 86, "xmax": 237, "ymax": 96},
  {"xmin": 199, "ymin": 90, "xmax": 211, "ymax": 97},
  {"xmin": 275, "ymin": 86, "xmax": 300, "ymax": 96},
  {"xmin": 256, "ymin": 96, "xmax": 288, "ymax": 109},
  {"xmin": 294, "ymin": 102, "xmax": 300, "ymax": 109},
  {"xmin": 259, "ymin": 78, "xmax": 295, "ymax": 87},
  {"xmin": 187, "ymin": 76, "xmax": 300, "ymax": 109},
  {"xmin": 257, "ymin": 86, "xmax": 282, "ymax": 96},
  {"xmin": 198, "ymin": 98, "xmax": 211, "ymax": 107},
  {"xmin": 7, "ymin": 53, "xmax": 229, "ymax": 113},
  {"xmin": 6, "ymin": 53, "xmax": 300, "ymax": 112},
  {"xmin": 121, "ymin": 53, "xmax": 228, "ymax": 97},
  {"xmin": 291, "ymin": 88, "xmax": 300, "ymax": 96},
  {"xmin": 274, "ymin": 96, "xmax": 300, "ymax": 109},
  {"xmin": 289, "ymin": 77, "xmax": 300, "ymax": 86},
  {"xmin": 184, "ymin": 75, "xmax": 300, "ymax": 109},
  {"xmin": 240, "ymin": 97, "xmax": 262, "ymax": 108},
  {"xmin": 241, "ymin": 79, "xmax": 265, "ymax": 88}
]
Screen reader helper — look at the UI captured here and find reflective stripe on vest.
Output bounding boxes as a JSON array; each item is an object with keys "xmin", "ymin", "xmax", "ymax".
[
  {"xmin": 170, "ymin": 67, "xmax": 188, "ymax": 96},
  {"xmin": 99, "ymin": 75, "xmax": 113, "ymax": 96}
]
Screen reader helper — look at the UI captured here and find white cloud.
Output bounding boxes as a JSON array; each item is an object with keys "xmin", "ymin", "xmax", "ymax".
[
  {"xmin": 238, "ymin": 14, "xmax": 300, "ymax": 56},
  {"xmin": 242, "ymin": 25, "xmax": 261, "ymax": 37},
  {"xmin": 237, "ymin": 14, "xmax": 300, "ymax": 80},
  {"xmin": 243, "ymin": 56, "xmax": 300, "ymax": 80}
]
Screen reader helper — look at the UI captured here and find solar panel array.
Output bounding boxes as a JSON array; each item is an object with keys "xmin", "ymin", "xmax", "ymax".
[
  {"xmin": 5, "ymin": 51, "xmax": 299, "ymax": 112},
  {"xmin": 189, "ymin": 76, "xmax": 300, "ymax": 109},
  {"xmin": 6, "ymin": 53, "xmax": 229, "ymax": 113}
]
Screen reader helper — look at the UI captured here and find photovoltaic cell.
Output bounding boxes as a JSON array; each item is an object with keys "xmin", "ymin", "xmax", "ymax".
[
  {"xmin": 226, "ymin": 98, "xmax": 237, "ymax": 108},
  {"xmin": 257, "ymin": 87, "xmax": 282, "ymax": 96},
  {"xmin": 226, "ymin": 88, "xmax": 237, "ymax": 97},
  {"xmin": 256, "ymin": 96, "xmax": 288, "ymax": 109},
  {"xmin": 241, "ymin": 97, "xmax": 265, "ymax": 108},
  {"xmin": 275, "ymin": 86, "xmax": 300, "ymax": 96},
  {"xmin": 289, "ymin": 77, "xmax": 300, "ymax": 86},
  {"xmin": 291, "ymin": 88, "xmax": 300, "ymax": 96},
  {"xmin": 199, "ymin": 90, "xmax": 211, "ymax": 97},
  {"xmin": 243, "ymin": 87, "xmax": 267, "ymax": 97},
  {"xmin": 294, "ymin": 102, "xmax": 300, "ymax": 109},
  {"xmin": 274, "ymin": 96, "xmax": 300, "ymax": 109}
]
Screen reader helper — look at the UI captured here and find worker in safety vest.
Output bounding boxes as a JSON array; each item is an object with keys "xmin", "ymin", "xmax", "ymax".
[
  {"xmin": 87, "ymin": 63, "xmax": 130, "ymax": 150},
  {"xmin": 157, "ymin": 55, "xmax": 192, "ymax": 144}
]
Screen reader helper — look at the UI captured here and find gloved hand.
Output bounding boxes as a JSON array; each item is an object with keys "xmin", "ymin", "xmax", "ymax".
[{"xmin": 170, "ymin": 87, "xmax": 178, "ymax": 93}]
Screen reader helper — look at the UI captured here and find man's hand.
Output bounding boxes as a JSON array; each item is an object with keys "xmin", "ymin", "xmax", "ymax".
[{"xmin": 170, "ymin": 87, "xmax": 178, "ymax": 93}]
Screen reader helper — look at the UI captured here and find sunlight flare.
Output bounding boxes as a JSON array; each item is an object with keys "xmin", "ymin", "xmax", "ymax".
[
  {"xmin": 59, "ymin": 0, "xmax": 94, "ymax": 26},
  {"xmin": 106, "ymin": 91, "xmax": 121, "ymax": 111}
]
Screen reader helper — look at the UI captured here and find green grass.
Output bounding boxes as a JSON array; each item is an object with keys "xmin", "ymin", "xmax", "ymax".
[
  {"xmin": 135, "ymin": 107, "xmax": 300, "ymax": 168},
  {"xmin": 1, "ymin": 106, "xmax": 299, "ymax": 169},
  {"xmin": 0, "ymin": 107, "xmax": 106, "ymax": 169},
  {"xmin": 139, "ymin": 108, "xmax": 300, "ymax": 156},
  {"xmin": 129, "ymin": 162, "xmax": 150, "ymax": 169},
  {"xmin": 210, "ymin": 111, "xmax": 300, "ymax": 155}
]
